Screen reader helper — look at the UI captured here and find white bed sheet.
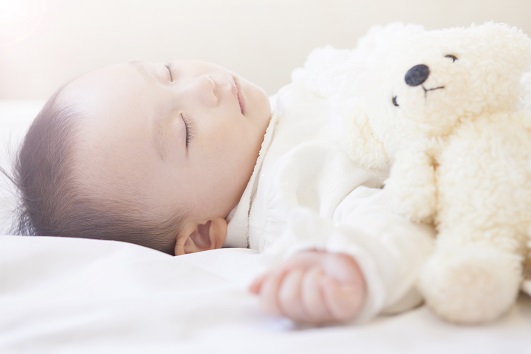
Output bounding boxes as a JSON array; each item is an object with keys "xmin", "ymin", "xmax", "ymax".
[
  {"xmin": 0, "ymin": 235, "xmax": 530, "ymax": 354},
  {"xmin": 1, "ymin": 101, "xmax": 530, "ymax": 353}
]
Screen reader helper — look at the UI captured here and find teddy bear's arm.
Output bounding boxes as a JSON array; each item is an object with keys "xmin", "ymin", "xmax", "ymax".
[{"xmin": 385, "ymin": 147, "xmax": 437, "ymax": 224}]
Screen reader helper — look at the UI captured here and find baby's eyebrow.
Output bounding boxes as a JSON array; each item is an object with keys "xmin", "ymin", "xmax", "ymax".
[
  {"xmin": 130, "ymin": 61, "xmax": 149, "ymax": 79},
  {"xmin": 128, "ymin": 61, "xmax": 170, "ymax": 161}
]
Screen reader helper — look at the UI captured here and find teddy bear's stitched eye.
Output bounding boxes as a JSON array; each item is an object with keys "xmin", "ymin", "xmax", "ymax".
[
  {"xmin": 445, "ymin": 54, "xmax": 458, "ymax": 62},
  {"xmin": 392, "ymin": 96, "xmax": 399, "ymax": 107}
]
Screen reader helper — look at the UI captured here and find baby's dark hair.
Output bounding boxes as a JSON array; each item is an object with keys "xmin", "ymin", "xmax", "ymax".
[{"xmin": 12, "ymin": 89, "xmax": 183, "ymax": 254}]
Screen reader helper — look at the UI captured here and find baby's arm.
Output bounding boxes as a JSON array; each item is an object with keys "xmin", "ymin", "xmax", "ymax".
[
  {"xmin": 249, "ymin": 250, "xmax": 366, "ymax": 324},
  {"xmin": 249, "ymin": 187, "xmax": 435, "ymax": 325}
]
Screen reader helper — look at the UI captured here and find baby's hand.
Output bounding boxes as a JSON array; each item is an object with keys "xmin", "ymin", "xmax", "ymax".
[{"xmin": 249, "ymin": 250, "xmax": 366, "ymax": 325}]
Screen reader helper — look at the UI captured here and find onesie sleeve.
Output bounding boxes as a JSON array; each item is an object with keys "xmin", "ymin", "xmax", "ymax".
[{"xmin": 263, "ymin": 185, "xmax": 435, "ymax": 323}]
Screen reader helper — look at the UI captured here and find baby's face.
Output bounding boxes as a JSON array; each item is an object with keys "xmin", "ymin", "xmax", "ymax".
[{"xmin": 61, "ymin": 60, "xmax": 271, "ymax": 242}]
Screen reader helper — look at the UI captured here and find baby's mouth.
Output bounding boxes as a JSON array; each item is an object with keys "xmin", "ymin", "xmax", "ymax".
[{"xmin": 233, "ymin": 76, "xmax": 246, "ymax": 115}]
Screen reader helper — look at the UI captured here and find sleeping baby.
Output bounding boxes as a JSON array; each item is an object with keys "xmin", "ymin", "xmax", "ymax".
[{"xmin": 11, "ymin": 59, "xmax": 434, "ymax": 325}]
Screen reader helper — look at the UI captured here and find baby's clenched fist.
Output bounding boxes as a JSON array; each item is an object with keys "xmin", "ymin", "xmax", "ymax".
[{"xmin": 249, "ymin": 250, "xmax": 366, "ymax": 325}]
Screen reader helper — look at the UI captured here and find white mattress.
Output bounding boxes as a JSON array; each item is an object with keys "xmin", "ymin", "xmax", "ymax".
[{"xmin": 1, "ymin": 101, "xmax": 530, "ymax": 353}]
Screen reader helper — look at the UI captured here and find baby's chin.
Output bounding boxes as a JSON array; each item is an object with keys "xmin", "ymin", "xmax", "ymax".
[{"xmin": 244, "ymin": 81, "xmax": 271, "ymax": 121}]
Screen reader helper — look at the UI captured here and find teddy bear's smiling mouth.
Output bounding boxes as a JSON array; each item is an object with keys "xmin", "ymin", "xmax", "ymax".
[
  {"xmin": 422, "ymin": 84, "xmax": 445, "ymax": 98},
  {"xmin": 392, "ymin": 85, "xmax": 446, "ymax": 107}
]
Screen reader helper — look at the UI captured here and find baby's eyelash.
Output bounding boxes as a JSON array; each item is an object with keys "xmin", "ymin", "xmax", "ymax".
[
  {"xmin": 180, "ymin": 113, "xmax": 193, "ymax": 146},
  {"xmin": 164, "ymin": 62, "xmax": 174, "ymax": 82}
]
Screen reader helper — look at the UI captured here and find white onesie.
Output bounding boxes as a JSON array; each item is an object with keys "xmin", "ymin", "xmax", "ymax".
[{"xmin": 226, "ymin": 78, "xmax": 434, "ymax": 323}]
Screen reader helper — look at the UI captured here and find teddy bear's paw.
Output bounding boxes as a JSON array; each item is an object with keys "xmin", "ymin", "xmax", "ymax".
[
  {"xmin": 418, "ymin": 245, "xmax": 522, "ymax": 324},
  {"xmin": 385, "ymin": 155, "xmax": 437, "ymax": 223},
  {"xmin": 387, "ymin": 182, "xmax": 435, "ymax": 223},
  {"xmin": 393, "ymin": 197, "xmax": 434, "ymax": 224}
]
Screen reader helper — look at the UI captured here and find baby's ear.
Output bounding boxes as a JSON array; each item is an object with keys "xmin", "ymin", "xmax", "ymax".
[{"xmin": 174, "ymin": 217, "xmax": 227, "ymax": 255}]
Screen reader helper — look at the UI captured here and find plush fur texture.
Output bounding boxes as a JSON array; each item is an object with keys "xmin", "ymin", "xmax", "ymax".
[{"xmin": 295, "ymin": 23, "xmax": 531, "ymax": 324}]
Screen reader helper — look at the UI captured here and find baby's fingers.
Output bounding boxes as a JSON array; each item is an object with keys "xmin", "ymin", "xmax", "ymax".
[
  {"xmin": 300, "ymin": 267, "xmax": 333, "ymax": 323},
  {"xmin": 277, "ymin": 269, "xmax": 309, "ymax": 321},
  {"xmin": 253, "ymin": 268, "xmax": 321, "ymax": 323},
  {"xmin": 322, "ymin": 277, "xmax": 363, "ymax": 322},
  {"xmin": 249, "ymin": 273, "xmax": 267, "ymax": 295},
  {"xmin": 257, "ymin": 269, "xmax": 287, "ymax": 316}
]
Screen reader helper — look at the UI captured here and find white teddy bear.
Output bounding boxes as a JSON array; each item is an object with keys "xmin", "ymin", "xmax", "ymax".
[
  {"xmin": 343, "ymin": 23, "xmax": 531, "ymax": 324},
  {"xmin": 294, "ymin": 22, "xmax": 531, "ymax": 324}
]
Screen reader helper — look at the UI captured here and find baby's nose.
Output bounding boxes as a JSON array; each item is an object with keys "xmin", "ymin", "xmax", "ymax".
[
  {"xmin": 188, "ymin": 75, "xmax": 218, "ymax": 106},
  {"xmin": 405, "ymin": 64, "xmax": 430, "ymax": 87},
  {"xmin": 196, "ymin": 74, "xmax": 216, "ymax": 92},
  {"xmin": 204, "ymin": 75, "xmax": 216, "ymax": 89}
]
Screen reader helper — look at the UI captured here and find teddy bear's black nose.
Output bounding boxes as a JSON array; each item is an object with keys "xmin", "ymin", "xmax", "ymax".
[{"xmin": 405, "ymin": 64, "xmax": 430, "ymax": 86}]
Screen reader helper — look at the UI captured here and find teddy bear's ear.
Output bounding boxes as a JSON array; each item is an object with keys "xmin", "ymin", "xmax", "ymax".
[
  {"xmin": 471, "ymin": 22, "xmax": 531, "ymax": 72},
  {"xmin": 338, "ymin": 102, "xmax": 390, "ymax": 171},
  {"xmin": 292, "ymin": 23, "xmax": 425, "ymax": 99},
  {"xmin": 356, "ymin": 23, "xmax": 425, "ymax": 55}
]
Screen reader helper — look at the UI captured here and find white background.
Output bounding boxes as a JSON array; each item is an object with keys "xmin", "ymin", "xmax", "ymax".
[{"xmin": 1, "ymin": 0, "xmax": 531, "ymax": 99}]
